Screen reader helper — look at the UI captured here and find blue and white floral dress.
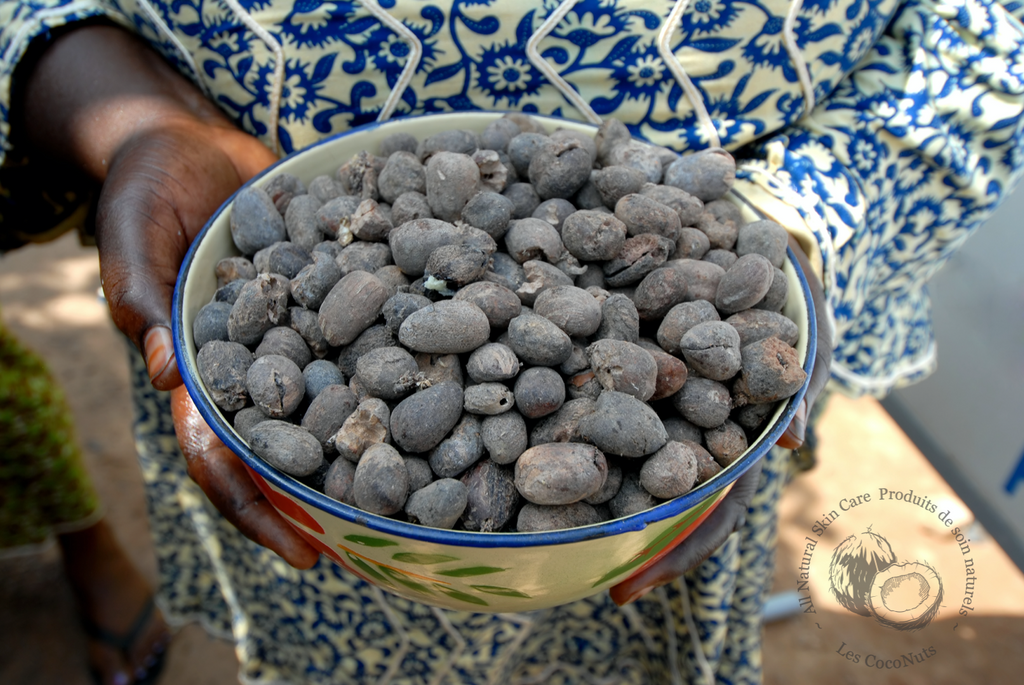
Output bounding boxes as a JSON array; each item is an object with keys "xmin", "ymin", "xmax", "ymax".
[{"xmin": 2, "ymin": 1, "xmax": 1022, "ymax": 683}]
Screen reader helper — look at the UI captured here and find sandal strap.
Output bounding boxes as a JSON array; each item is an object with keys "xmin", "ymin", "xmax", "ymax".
[{"xmin": 81, "ymin": 595, "xmax": 156, "ymax": 653}]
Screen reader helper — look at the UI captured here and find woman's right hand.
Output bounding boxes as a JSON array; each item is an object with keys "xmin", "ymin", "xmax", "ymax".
[
  {"xmin": 22, "ymin": 24, "xmax": 277, "ymax": 383},
  {"xmin": 99, "ymin": 120, "xmax": 318, "ymax": 569},
  {"xmin": 94, "ymin": 115, "xmax": 275, "ymax": 389},
  {"xmin": 22, "ymin": 24, "xmax": 318, "ymax": 568},
  {"xmin": 171, "ymin": 385, "xmax": 320, "ymax": 568}
]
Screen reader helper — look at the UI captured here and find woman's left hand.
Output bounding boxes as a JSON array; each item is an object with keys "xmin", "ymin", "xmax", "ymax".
[
  {"xmin": 610, "ymin": 234, "xmax": 832, "ymax": 605},
  {"xmin": 775, "ymin": 234, "xmax": 833, "ymax": 450},
  {"xmin": 609, "ymin": 459, "xmax": 762, "ymax": 606}
]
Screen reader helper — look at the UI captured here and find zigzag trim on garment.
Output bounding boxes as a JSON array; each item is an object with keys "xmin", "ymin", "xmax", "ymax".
[
  {"xmin": 221, "ymin": 0, "xmax": 285, "ymax": 154},
  {"xmin": 362, "ymin": 0, "xmax": 423, "ymax": 123},
  {"xmin": 136, "ymin": 0, "xmax": 210, "ymax": 97},
  {"xmin": 527, "ymin": 0, "xmax": 602, "ymax": 124},
  {"xmin": 657, "ymin": 0, "xmax": 720, "ymax": 148},
  {"xmin": 830, "ymin": 342, "xmax": 938, "ymax": 396}
]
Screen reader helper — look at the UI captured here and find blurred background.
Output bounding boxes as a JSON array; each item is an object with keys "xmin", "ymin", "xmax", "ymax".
[{"xmin": 2, "ymin": 230, "xmax": 1023, "ymax": 684}]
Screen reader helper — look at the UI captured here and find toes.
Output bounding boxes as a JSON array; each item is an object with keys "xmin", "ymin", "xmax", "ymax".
[
  {"xmin": 125, "ymin": 608, "xmax": 170, "ymax": 680},
  {"xmin": 87, "ymin": 641, "xmax": 132, "ymax": 685}
]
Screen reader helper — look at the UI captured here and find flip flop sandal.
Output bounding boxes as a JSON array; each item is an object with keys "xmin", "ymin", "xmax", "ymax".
[{"xmin": 81, "ymin": 595, "xmax": 167, "ymax": 685}]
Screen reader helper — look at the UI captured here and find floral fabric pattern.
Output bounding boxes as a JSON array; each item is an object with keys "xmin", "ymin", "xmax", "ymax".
[{"xmin": 1, "ymin": 0, "xmax": 905, "ymax": 153}]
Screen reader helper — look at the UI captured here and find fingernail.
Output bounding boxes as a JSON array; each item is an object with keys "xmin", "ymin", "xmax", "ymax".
[
  {"xmin": 113, "ymin": 672, "xmax": 130, "ymax": 685},
  {"xmin": 791, "ymin": 401, "xmax": 807, "ymax": 444},
  {"xmin": 144, "ymin": 326, "xmax": 175, "ymax": 385},
  {"xmin": 734, "ymin": 514, "xmax": 746, "ymax": 532},
  {"xmin": 620, "ymin": 585, "xmax": 654, "ymax": 606}
]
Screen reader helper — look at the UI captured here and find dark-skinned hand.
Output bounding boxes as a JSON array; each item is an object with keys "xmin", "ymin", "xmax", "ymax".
[{"xmin": 22, "ymin": 25, "xmax": 317, "ymax": 569}]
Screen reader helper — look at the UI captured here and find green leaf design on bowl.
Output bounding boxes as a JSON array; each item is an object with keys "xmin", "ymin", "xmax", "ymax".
[
  {"xmin": 434, "ymin": 585, "xmax": 489, "ymax": 606},
  {"xmin": 592, "ymin": 556, "xmax": 649, "ymax": 589},
  {"xmin": 346, "ymin": 553, "xmax": 394, "ymax": 586},
  {"xmin": 391, "ymin": 553, "xmax": 460, "ymax": 565},
  {"xmin": 379, "ymin": 566, "xmax": 433, "ymax": 594},
  {"xmin": 590, "ymin": 495, "xmax": 721, "ymax": 587},
  {"xmin": 344, "ymin": 535, "xmax": 399, "ymax": 547},
  {"xmin": 435, "ymin": 566, "xmax": 506, "ymax": 577},
  {"xmin": 470, "ymin": 585, "xmax": 532, "ymax": 598}
]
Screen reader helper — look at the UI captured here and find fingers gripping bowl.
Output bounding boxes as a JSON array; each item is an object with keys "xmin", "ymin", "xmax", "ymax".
[{"xmin": 173, "ymin": 112, "xmax": 816, "ymax": 612}]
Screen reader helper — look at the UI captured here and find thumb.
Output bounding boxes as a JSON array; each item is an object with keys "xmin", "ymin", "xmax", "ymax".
[
  {"xmin": 96, "ymin": 124, "xmax": 276, "ymax": 390},
  {"xmin": 97, "ymin": 156, "xmax": 193, "ymax": 390}
]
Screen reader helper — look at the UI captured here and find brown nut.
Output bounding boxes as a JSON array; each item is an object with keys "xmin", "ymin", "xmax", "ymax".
[
  {"xmin": 460, "ymin": 460, "xmax": 519, "ymax": 532},
  {"xmin": 724, "ymin": 309, "xmax": 799, "ymax": 347},
  {"xmin": 514, "ymin": 443, "xmax": 608, "ymax": 505},
  {"xmin": 732, "ymin": 336, "xmax": 807, "ymax": 406},
  {"xmin": 715, "ymin": 253, "xmax": 774, "ymax": 313},
  {"xmin": 529, "ymin": 397, "xmax": 596, "ymax": 447},
  {"xmin": 614, "ymin": 193, "xmax": 681, "ymax": 241},
  {"xmin": 453, "ymin": 281, "xmax": 522, "ymax": 329},
  {"xmin": 398, "ymin": 300, "xmax": 491, "ymax": 354},
  {"xmin": 578, "ymin": 390, "xmax": 668, "ymax": 457},
  {"xmin": 533, "ymin": 285, "xmax": 602, "ymax": 337},
  {"xmin": 678, "ymin": 321, "xmax": 742, "ymax": 381},
  {"xmin": 248, "ymin": 420, "xmax": 325, "ymax": 478},
  {"xmin": 704, "ymin": 419, "xmax": 748, "ymax": 467},
  {"xmin": 318, "ymin": 271, "xmax": 390, "ymax": 346},
  {"xmin": 513, "ymin": 366, "xmax": 566, "ymax": 419},
  {"xmin": 334, "ymin": 398, "xmax": 391, "ymax": 463},
  {"xmin": 561, "ymin": 210, "xmax": 628, "ymax": 262},
  {"xmin": 640, "ymin": 441, "xmax": 699, "ymax": 499},
  {"xmin": 463, "ymin": 383, "xmax": 516, "ymax": 415},
  {"xmin": 353, "ymin": 443, "xmax": 409, "ymax": 516},
  {"xmin": 516, "ymin": 502, "xmax": 604, "ymax": 532},
  {"xmin": 633, "ymin": 266, "xmax": 689, "ymax": 321},
  {"xmin": 481, "ymin": 412, "xmax": 529, "ymax": 465},
  {"xmin": 637, "ymin": 340, "xmax": 689, "ymax": 401},
  {"xmin": 429, "ymin": 414, "xmax": 484, "ymax": 478},
  {"xmin": 671, "ymin": 377, "xmax": 732, "ymax": 429},
  {"xmin": 227, "ymin": 273, "xmax": 291, "ymax": 346},
  {"xmin": 586, "ymin": 340, "xmax": 658, "ymax": 401},
  {"xmin": 656, "ymin": 300, "xmax": 719, "ymax": 355},
  {"xmin": 390, "ymin": 381, "xmax": 464, "ymax": 453}
]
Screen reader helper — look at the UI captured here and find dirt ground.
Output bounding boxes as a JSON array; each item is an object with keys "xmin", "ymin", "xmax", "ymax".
[{"xmin": 2, "ymin": 233, "xmax": 1023, "ymax": 685}]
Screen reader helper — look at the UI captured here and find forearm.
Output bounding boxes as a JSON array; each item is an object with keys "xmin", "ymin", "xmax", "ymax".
[{"xmin": 19, "ymin": 24, "xmax": 233, "ymax": 181}]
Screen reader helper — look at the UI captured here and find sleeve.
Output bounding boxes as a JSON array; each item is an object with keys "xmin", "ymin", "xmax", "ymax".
[
  {"xmin": 0, "ymin": 1, "xmax": 217, "ymax": 251},
  {"xmin": 729, "ymin": 0, "xmax": 1024, "ymax": 398},
  {"xmin": 0, "ymin": 1, "xmax": 123, "ymax": 251},
  {"xmin": 0, "ymin": 1, "xmax": 123, "ymax": 160}
]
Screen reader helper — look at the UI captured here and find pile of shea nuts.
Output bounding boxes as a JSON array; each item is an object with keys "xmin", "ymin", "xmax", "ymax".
[{"xmin": 193, "ymin": 114, "xmax": 806, "ymax": 533}]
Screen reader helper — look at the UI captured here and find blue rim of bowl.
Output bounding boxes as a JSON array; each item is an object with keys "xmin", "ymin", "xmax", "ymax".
[{"xmin": 172, "ymin": 112, "xmax": 817, "ymax": 549}]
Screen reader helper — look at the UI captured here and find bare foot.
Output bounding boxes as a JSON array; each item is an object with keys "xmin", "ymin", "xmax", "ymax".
[{"xmin": 58, "ymin": 520, "xmax": 171, "ymax": 685}]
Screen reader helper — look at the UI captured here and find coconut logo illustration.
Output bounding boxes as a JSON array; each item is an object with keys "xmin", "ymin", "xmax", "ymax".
[
  {"xmin": 829, "ymin": 527, "xmax": 896, "ymax": 617},
  {"xmin": 828, "ymin": 526, "xmax": 944, "ymax": 631}
]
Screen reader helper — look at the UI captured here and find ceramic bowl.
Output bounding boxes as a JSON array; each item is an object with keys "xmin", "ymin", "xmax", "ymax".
[{"xmin": 172, "ymin": 112, "xmax": 816, "ymax": 612}]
